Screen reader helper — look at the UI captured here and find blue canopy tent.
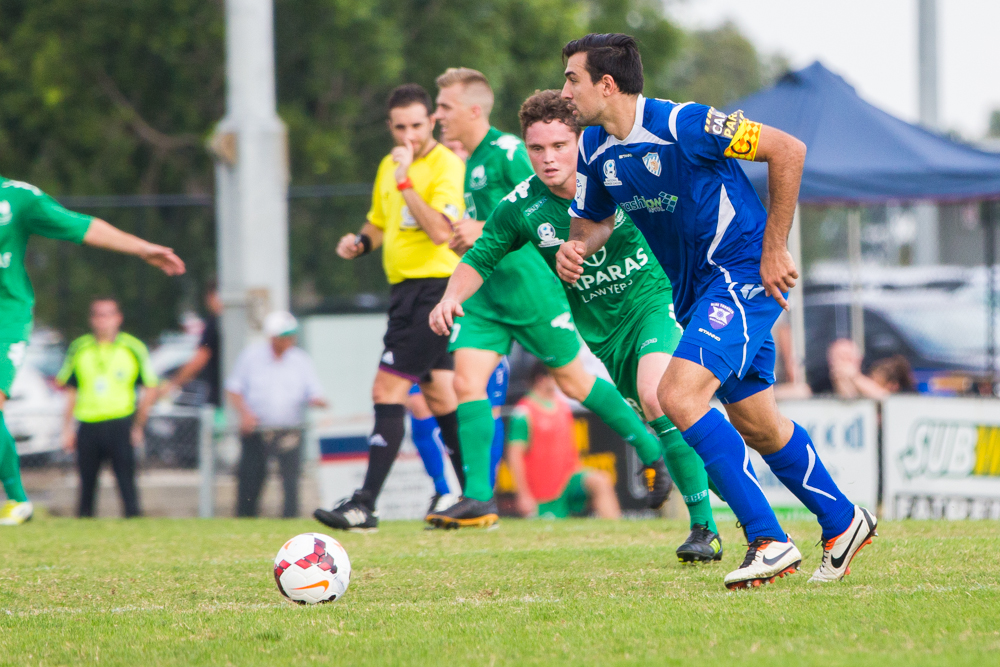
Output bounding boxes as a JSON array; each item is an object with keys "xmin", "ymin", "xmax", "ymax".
[
  {"xmin": 725, "ymin": 62, "xmax": 1000, "ymax": 389},
  {"xmin": 727, "ymin": 61, "xmax": 1000, "ymax": 204}
]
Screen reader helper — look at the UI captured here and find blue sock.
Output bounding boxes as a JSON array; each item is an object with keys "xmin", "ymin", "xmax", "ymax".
[
  {"xmin": 411, "ymin": 414, "xmax": 450, "ymax": 495},
  {"xmin": 681, "ymin": 409, "xmax": 785, "ymax": 543},
  {"xmin": 489, "ymin": 418, "xmax": 505, "ymax": 488},
  {"xmin": 761, "ymin": 423, "xmax": 855, "ymax": 540}
]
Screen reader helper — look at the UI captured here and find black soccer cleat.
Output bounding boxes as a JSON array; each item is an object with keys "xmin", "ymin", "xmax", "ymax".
[
  {"xmin": 426, "ymin": 496, "xmax": 499, "ymax": 530},
  {"xmin": 639, "ymin": 457, "xmax": 673, "ymax": 510},
  {"xmin": 313, "ymin": 490, "xmax": 379, "ymax": 533},
  {"xmin": 676, "ymin": 523, "xmax": 724, "ymax": 563}
]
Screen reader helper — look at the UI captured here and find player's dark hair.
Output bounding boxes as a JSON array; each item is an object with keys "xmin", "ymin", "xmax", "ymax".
[
  {"xmin": 562, "ymin": 33, "xmax": 644, "ymax": 95},
  {"xmin": 528, "ymin": 360, "xmax": 551, "ymax": 386},
  {"xmin": 869, "ymin": 355, "xmax": 916, "ymax": 393},
  {"xmin": 519, "ymin": 89, "xmax": 580, "ymax": 137},
  {"xmin": 386, "ymin": 83, "xmax": 433, "ymax": 117}
]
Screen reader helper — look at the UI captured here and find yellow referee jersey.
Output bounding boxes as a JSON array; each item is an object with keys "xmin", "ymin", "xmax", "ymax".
[
  {"xmin": 367, "ymin": 143, "xmax": 465, "ymax": 284},
  {"xmin": 56, "ymin": 333, "xmax": 158, "ymax": 423}
]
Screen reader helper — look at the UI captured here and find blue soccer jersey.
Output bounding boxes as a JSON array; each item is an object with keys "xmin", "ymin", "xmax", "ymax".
[{"xmin": 571, "ymin": 95, "xmax": 781, "ymax": 400}]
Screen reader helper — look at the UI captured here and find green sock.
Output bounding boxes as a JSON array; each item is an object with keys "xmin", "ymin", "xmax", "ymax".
[
  {"xmin": 581, "ymin": 378, "xmax": 661, "ymax": 465},
  {"xmin": 457, "ymin": 400, "xmax": 495, "ymax": 502},
  {"xmin": 650, "ymin": 415, "xmax": 716, "ymax": 533},
  {"xmin": 0, "ymin": 412, "xmax": 28, "ymax": 503}
]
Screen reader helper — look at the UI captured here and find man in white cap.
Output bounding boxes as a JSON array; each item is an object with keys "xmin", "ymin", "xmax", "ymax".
[{"xmin": 226, "ymin": 311, "xmax": 327, "ymax": 517}]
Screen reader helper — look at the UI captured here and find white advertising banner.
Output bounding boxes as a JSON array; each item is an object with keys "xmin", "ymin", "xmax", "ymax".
[
  {"xmin": 882, "ymin": 396, "xmax": 1000, "ymax": 520},
  {"xmin": 712, "ymin": 399, "xmax": 879, "ymax": 517}
]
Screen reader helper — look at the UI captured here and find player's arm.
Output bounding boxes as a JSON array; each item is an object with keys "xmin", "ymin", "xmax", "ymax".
[
  {"xmin": 130, "ymin": 339, "xmax": 159, "ymax": 447},
  {"xmin": 505, "ymin": 410, "xmax": 537, "ymax": 517},
  {"xmin": 428, "ymin": 264, "xmax": 483, "ymax": 336},
  {"xmin": 555, "ymin": 214, "xmax": 615, "ymax": 284},
  {"xmin": 336, "ymin": 222, "xmax": 384, "ymax": 260},
  {"xmin": 753, "ymin": 126, "xmax": 806, "ymax": 310},
  {"xmin": 61, "ymin": 387, "xmax": 78, "ymax": 453},
  {"xmin": 83, "ymin": 219, "xmax": 185, "ymax": 276},
  {"xmin": 393, "ymin": 140, "xmax": 456, "ymax": 245}
]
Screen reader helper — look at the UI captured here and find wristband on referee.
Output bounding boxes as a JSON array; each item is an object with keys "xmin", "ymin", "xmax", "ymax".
[
  {"xmin": 355, "ymin": 233, "xmax": 373, "ymax": 255},
  {"xmin": 396, "ymin": 177, "xmax": 413, "ymax": 192}
]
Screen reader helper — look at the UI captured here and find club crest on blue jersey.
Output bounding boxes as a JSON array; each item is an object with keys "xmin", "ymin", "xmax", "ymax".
[
  {"xmin": 642, "ymin": 152, "xmax": 661, "ymax": 177},
  {"xmin": 603, "ymin": 159, "xmax": 622, "ymax": 186},
  {"xmin": 708, "ymin": 302, "xmax": 734, "ymax": 330}
]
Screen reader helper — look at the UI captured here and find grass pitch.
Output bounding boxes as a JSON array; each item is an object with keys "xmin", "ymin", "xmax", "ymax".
[{"xmin": 2, "ymin": 516, "xmax": 999, "ymax": 666}]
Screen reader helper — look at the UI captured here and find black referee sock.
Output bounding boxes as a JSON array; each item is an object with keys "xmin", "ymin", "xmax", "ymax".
[
  {"xmin": 360, "ymin": 403, "xmax": 406, "ymax": 504},
  {"xmin": 434, "ymin": 410, "xmax": 465, "ymax": 492}
]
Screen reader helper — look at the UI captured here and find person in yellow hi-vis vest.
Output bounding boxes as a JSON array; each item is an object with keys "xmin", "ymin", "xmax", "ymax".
[{"xmin": 57, "ymin": 297, "xmax": 159, "ymax": 517}]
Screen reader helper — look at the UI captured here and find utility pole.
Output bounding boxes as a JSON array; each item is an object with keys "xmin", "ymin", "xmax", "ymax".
[
  {"xmin": 914, "ymin": 0, "xmax": 940, "ymax": 265},
  {"xmin": 210, "ymin": 0, "xmax": 290, "ymax": 383}
]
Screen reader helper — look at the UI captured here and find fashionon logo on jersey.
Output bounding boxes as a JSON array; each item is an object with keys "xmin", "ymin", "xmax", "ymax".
[
  {"xmin": 524, "ymin": 197, "xmax": 548, "ymax": 217},
  {"xmin": 708, "ymin": 302, "xmax": 735, "ymax": 329},
  {"xmin": 470, "ymin": 165, "xmax": 487, "ymax": 190},
  {"xmin": 493, "ymin": 134, "xmax": 522, "ymax": 161},
  {"xmin": 0, "ymin": 201, "xmax": 11, "ymax": 225},
  {"xmin": 704, "ymin": 107, "xmax": 743, "ymax": 139},
  {"xmin": 620, "ymin": 191, "xmax": 678, "ymax": 214},
  {"xmin": 603, "ymin": 159, "xmax": 622, "ymax": 186},
  {"xmin": 642, "ymin": 152, "xmax": 661, "ymax": 177},
  {"xmin": 536, "ymin": 222, "xmax": 562, "ymax": 247}
]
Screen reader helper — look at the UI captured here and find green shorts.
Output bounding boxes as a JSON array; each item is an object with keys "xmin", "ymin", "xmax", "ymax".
[
  {"xmin": 449, "ymin": 309, "xmax": 581, "ymax": 369},
  {"xmin": 537, "ymin": 471, "xmax": 590, "ymax": 519},
  {"xmin": 592, "ymin": 301, "xmax": 683, "ymax": 414},
  {"xmin": 0, "ymin": 339, "xmax": 28, "ymax": 398}
]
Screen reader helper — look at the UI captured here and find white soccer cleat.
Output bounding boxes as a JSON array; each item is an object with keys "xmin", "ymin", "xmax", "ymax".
[
  {"xmin": 0, "ymin": 500, "xmax": 33, "ymax": 526},
  {"xmin": 724, "ymin": 535, "xmax": 801, "ymax": 590},
  {"xmin": 809, "ymin": 505, "xmax": 878, "ymax": 583}
]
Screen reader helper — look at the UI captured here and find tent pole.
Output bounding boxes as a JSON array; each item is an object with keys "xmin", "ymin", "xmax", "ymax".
[
  {"xmin": 848, "ymin": 208, "xmax": 865, "ymax": 357},
  {"xmin": 986, "ymin": 201, "xmax": 998, "ymax": 395},
  {"xmin": 789, "ymin": 205, "xmax": 807, "ymax": 383}
]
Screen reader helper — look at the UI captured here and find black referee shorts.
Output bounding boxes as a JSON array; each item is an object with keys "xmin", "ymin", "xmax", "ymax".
[{"xmin": 379, "ymin": 277, "xmax": 453, "ymax": 383}]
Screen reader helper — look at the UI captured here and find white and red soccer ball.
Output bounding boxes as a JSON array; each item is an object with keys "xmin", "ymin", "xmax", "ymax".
[{"xmin": 274, "ymin": 533, "xmax": 351, "ymax": 604}]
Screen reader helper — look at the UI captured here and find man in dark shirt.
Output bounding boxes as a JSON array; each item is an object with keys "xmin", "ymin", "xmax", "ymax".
[{"xmin": 164, "ymin": 281, "xmax": 222, "ymax": 406}]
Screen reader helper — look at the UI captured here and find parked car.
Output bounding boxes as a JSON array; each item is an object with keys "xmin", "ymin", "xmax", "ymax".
[
  {"xmin": 804, "ymin": 266, "xmax": 998, "ymax": 395},
  {"xmin": 145, "ymin": 332, "xmax": 204, "ymax": 468},
  {"xmin": 5, "ymin": 329, "xmax": 67, "ymax": 462}
]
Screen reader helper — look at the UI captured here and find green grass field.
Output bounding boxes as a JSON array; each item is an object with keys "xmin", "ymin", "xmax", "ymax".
[{"xmin": 2, "ymin": 516, "xmax": 999, "ymax": 666}]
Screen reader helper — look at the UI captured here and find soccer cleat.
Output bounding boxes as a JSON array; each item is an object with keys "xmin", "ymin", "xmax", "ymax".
[
  {"xmin": 676, "ymin": 523, "xmax": 723, "ymax": 563},
  {"xmin": 313, "ymin": 492, "xmax": 379, "ymax": 533},
  {"xmin": 0, "ymin": 500, "xmax": 33, "ymax": 526},
  {"xmin": 809, "ymin": 505, "xmax": 878, "ymax": 583},
  {"xmin": 423, "ymin": 493, "xmax": 459, "ymax": 529},
  {"xmin": 724, "ymin": 535, "xmax": 801, "ymax": 590},
  {"xmin": 640, "ymin": 457, "xmax": 673, "ymax": 510},
  {"xmin": 426, "ymin": 496, "xmax": 499, "ymax": 529}
]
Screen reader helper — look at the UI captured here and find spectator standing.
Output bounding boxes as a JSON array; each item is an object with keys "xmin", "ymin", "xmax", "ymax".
[
  {"xmin": 57, "ymin": 298, "xmax": 159, "ymax": 518},
  {"xmin": 506, "ymin": 363, "xmax": 620, "ymax": 519},
  {"xmin": 226, "ymin": 311, "xmax": 327, "ymax": 518},
  {"xmin": 162, "ymin": 280, "xmax": 223, "ymax": 407}
]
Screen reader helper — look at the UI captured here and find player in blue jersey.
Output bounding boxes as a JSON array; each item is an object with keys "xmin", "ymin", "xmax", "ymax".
[{"xmin": 556, "ymin": 33, "xmax": 877, "ymax": 589}]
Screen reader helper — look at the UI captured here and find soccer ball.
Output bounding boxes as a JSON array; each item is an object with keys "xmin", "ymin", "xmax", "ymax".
[{"xmin": 273, "ymin": 533, "xmax": 351, "ymax": 604}]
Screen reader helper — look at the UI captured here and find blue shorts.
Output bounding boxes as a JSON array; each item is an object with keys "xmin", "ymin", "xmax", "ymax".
[
  {"xmin": 409, "ymin": 356, "xmax": 510, "ymax": 408},
  {"xmin": 673, "ymin": 277, "xmax": 782, "ymax": 404}
]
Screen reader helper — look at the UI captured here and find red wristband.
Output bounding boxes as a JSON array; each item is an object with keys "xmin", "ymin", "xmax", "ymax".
[{"xmin": 396, "ymin": 178, "xmax": 413, "ymax": 191}]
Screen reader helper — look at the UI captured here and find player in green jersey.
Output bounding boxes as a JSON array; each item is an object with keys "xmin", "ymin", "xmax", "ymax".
[
  {"xmin": 0, "ymin": 176, "xmax": 185, "ymax": 525},
  {"xmin": 428, "ymin": 74, "xmax": 673, "ymax": 534},
  {"xmin": 430, "ymin": 91, "xmax": 722, "ymax": 561}
]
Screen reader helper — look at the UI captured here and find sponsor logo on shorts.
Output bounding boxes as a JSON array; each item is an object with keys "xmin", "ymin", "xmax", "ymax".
[
  {"xmin": 642, "ymin": 152, "xmax": 661, "ymax": 177},
  {"xmin": 638, "ymin": 337, "xmax": 658, "ymax": 351},
  {"xmin": 381, "ymin": 351, "xmax": 394, "ymax": 365},
  {"xmin": 369, "ymin": 434, "xmax": 387, "ymax": 447},
  {"xmin": 740, "ymin": 283, "xmax": 765, "ymax": 300},
  {"xmin": 536, "ymin": 222, "xmax": 563, "ymax": 247},
  {"xmin": 698, "ymin": 327, "xmax": 721, "ymax": 341},
  {"xmin": 708, "ymin": 302, "xmax": 734, "ymax": 329},
  {"xmin": 603, "ymin": 159, "xmax": 622, "ymax": 187},
  {"xmin": 550, "ymin": 312, "xmax": 575, "ymax": 331}
]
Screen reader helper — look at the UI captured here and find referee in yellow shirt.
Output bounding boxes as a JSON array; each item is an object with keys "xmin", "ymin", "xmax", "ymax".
[
  {"xmin": 57, "ymin": 297, "xmax": 158, "ymax": 518},
  {"xmin": 315, "ymin": 84, "xmax": 465, "ymax": 532}
]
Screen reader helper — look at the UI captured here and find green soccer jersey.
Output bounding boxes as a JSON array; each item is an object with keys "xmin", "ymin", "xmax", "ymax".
[
  {"xmin": 461, "ymin": 127, "xmax": 565, "ymax": 326},
  {"xmin": 0, "ymin": 177, "xmax": 93, "ymax": 340},
  {"xmin": 462, "ymin": 175, "xmax": 674, "ymax": 357}
]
